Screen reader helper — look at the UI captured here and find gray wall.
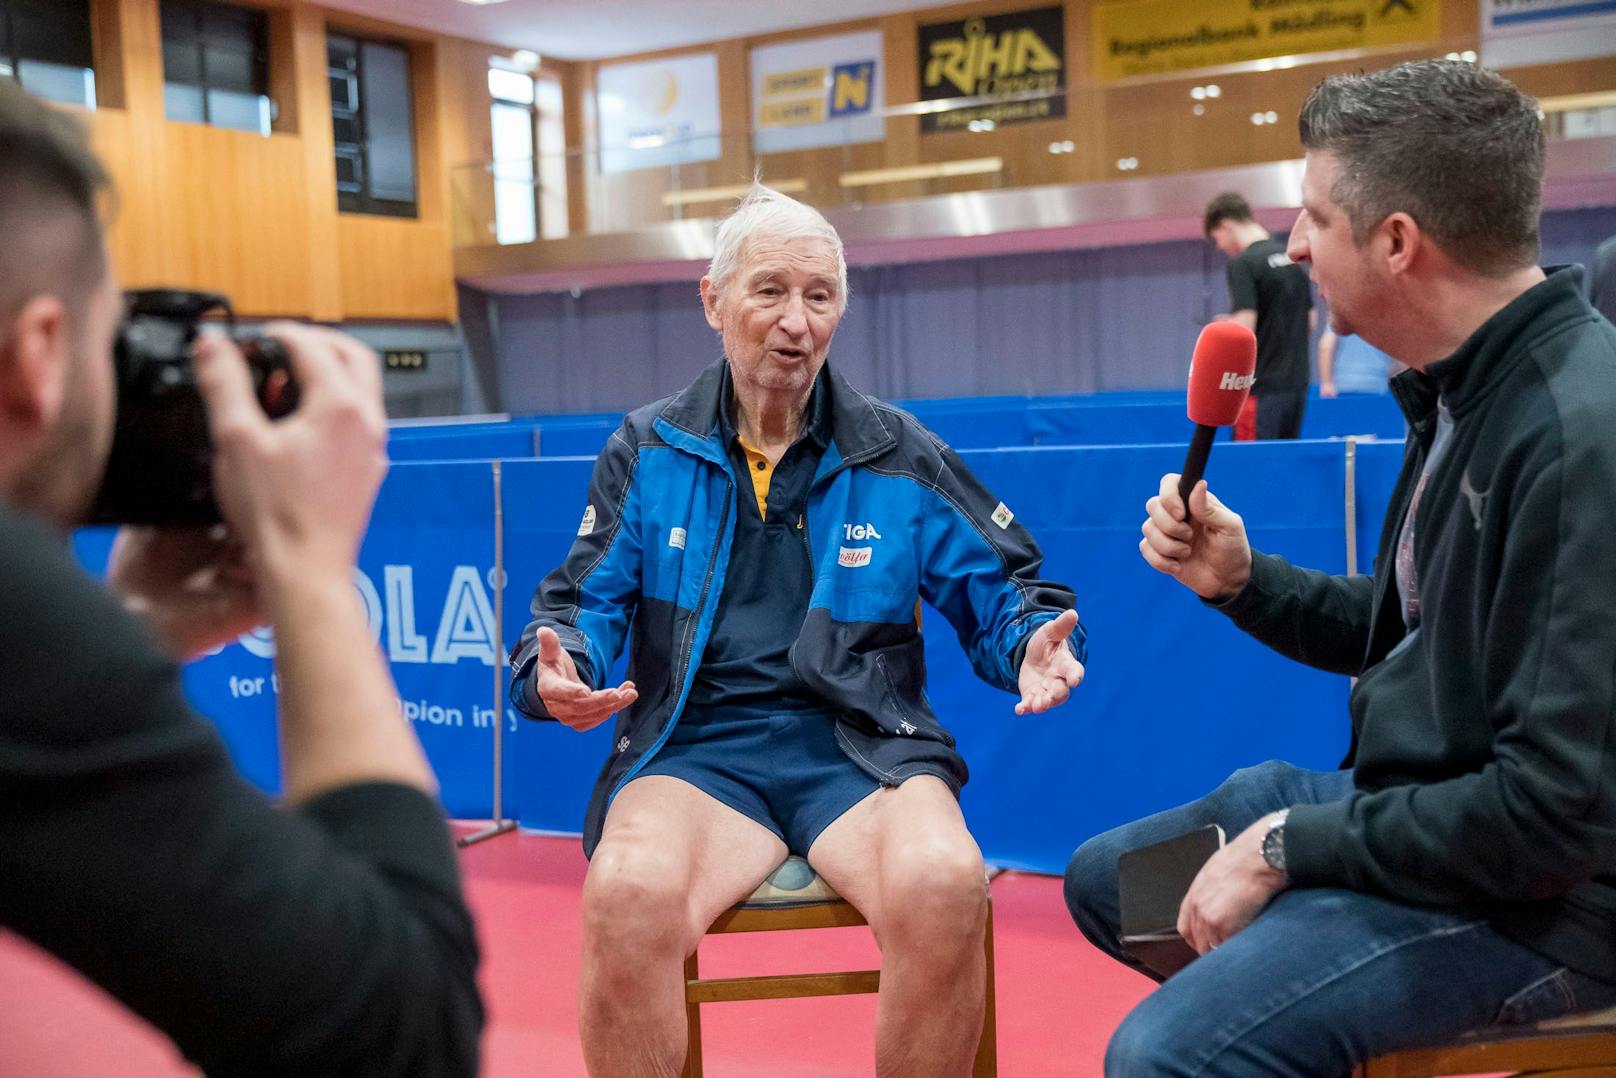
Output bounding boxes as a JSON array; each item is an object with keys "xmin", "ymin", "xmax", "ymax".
[{"xmin": 465, "ymin": 206, "xmax": 1616, "ymax": 416}]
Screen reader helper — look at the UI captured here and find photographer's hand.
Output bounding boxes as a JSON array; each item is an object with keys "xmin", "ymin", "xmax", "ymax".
[
  {"xmin": 108, "ymin": 525, "xmax": 261, "ymax": 661},
  {"xmin": 194, "ymin": 325, "xmax": 434, "ymax": 803},
  {"xmin": 196, "ymin": 325, "xmax": 387, "ymax": 581}
]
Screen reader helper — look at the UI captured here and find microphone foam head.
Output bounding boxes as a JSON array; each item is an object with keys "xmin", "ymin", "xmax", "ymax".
[{"xmin": 1187, "ymin": 321, "xmax": 1258, "ymax": 426}]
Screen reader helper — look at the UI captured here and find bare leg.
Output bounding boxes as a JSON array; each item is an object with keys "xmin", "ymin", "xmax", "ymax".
[
  {"xmin": 579, "ymin": 775, "xmax": 787, "ymax": 1078},
  {"xmin": 808, "ymin": 776, "xmax": 988, "ymax": 1078}
]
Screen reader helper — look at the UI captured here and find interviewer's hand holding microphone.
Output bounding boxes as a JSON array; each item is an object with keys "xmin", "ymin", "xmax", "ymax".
[{"xmin": 1140, "ymin": 321, "xmax": 1290, "ymax": 953}]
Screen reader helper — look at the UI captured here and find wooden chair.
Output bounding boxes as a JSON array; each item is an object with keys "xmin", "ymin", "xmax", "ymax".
[
  {"xmin": 1358, "ymin": 1004, "xmax": 1616, "ymax": 1077},
  {"xmin": 681, "ymin": 856, "xmax": 997, "ymax": 1077}
]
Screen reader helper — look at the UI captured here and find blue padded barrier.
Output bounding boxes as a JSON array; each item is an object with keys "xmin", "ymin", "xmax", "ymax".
[
  {"xmin": 532, "ymin": 418, "xmax": 619, "ymax": 458},
  {"xmin": 80, "ymin": 436, "xmax": 1409, "ymax": 872},
  {"xmin": 173, "ymin": 462, "xmax": 507, "ymax": 819},
  {"xmin": 386, "ymin": 427, "xmax": 539, "ymax": 462},
  {"xmin": 499, "ymin": 460, "xmax": 622, "ymax": 831},
  {"xmin": 499, "ymin": 439, "xmax": 1398, "ymax": 872},
  {"xmin": 379, "ymin": 390, "xmax": 1406, "ymax": 460},
  {"xmin": 1352, "ymin": 439, "xmax": 1408, "ymax": 577}
]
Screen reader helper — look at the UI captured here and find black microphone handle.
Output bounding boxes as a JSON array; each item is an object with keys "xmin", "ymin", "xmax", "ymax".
[{"xmin": 1178, "ymin": 423, "xmax": 1217, "ymax": 520}]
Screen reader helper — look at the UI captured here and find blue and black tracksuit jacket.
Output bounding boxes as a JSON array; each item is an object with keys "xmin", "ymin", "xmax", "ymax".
[{"xmin": 510, "ymin": 359, "xmax": 1086, "ymax": 856}]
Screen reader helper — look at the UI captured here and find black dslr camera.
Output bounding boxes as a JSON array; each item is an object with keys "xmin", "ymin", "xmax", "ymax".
[{"xmin": 88, "ymin": 289, "xmax": 298, "ymax": 526}]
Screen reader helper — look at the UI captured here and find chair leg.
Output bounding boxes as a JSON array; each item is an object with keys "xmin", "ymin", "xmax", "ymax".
[
  {"xmin": 1356, "ymin": 1056, "xmax": 1399, "ymax": 1078},
  {"xmin": 973, "ymin": 900, "xmax": 998, "ymax": 1078},
  {"xmin": 682, "ymin": 949, "xmax": 703, "ymax": 1078}
]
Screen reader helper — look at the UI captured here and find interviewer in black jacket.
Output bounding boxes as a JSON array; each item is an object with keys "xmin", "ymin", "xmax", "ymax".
[{"xmin": 1066, "ymin": 60, "xmax": 1616, "ymax": 1077}]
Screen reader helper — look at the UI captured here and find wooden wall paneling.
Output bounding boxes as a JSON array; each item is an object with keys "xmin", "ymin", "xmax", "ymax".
[
  {"xmin": 267, "ymin": 6, "xmax": 301, "ymax": 134},
  {"xmin": 83, "ymin": 0, "xmax": 509, "ymax": 321},
  {"xmin": 337, "ymin": 215, "xmax": 453, "ymax": 319},
  {"xmin": 556, "ymin": 59, "xmax": 590, "ymax": 238},
  {"xmin": 877, "ymin": 13, "xmax": 926, "ymax": 204},
  {"xmin": 1505, "ymin": 57, "xmax": 1616, "ymax": 100},
  {"xmin": 437, "ymin": 38, "xmax": 498, "ymax": 249},
  {"xmin": 287, "ymin": 4, "xmax": 342, "ymax": 321},
  {"xmin": 84, "ymin": 110, "xmax": 143, "ymax": 283},
  {"xmin": 554, "ymin": 0, "xmax": 1616, "ymax": 229},
  {"xmin": 711, "ymin": 38, "xmax": 751, "ymax": 193},
  {"xmin": 161, "ymin": 123, "xmax": 313, "ymax": 315},
  {"xmin": 96, "ymin": 0, "xmax": 172, "ymax": 290},
  {"xmin": 88, "ymin": 0, "xmax": 127, "ymax": 109}
]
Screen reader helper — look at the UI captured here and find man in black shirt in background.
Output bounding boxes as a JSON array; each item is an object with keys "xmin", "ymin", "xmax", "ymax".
[
  {"xmin": 0, "ymin": 81, "xmax": 481, "ymax": 1074},
  {"xmin": 1204, "ymin": 192, "xmax": 1315, "ymax": 439}
]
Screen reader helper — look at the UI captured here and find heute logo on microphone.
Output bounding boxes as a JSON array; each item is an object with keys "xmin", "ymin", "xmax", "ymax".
[{"xmin": 1219, "ymin": 372, "xmax": 1255, "ymax": 391}]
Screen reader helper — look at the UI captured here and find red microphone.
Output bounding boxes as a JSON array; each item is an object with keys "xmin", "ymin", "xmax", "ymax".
[{"xmin": 1178, "ymin": 321, "xmax": 1257, "ymax": 518}]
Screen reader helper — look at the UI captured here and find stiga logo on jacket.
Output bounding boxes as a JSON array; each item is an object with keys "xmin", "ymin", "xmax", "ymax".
[{"xmin": 844, "ymin": 521, "xmax": 883, "ymax": 541}]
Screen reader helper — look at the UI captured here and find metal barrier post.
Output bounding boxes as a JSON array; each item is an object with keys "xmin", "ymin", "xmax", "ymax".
[{"xmin": 459, "ymin": 459, "xmax": 517, "ymax": 847}]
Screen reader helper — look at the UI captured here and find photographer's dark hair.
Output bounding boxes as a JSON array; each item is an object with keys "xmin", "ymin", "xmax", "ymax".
[
  {"xmin": 0, "ymin": 79, "xmax": 109, "ymax": 329},
  {"xmin": 1299, "ymin": 60, "xmax": 1543, "ymax": 277},
  {"xmin": 1203, "ymin": 193, "xmax": 1254, "ymax": 237}
]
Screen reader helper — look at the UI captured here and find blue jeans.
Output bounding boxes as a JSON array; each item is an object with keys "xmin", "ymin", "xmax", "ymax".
[{"xmin": 1064, "ymin": 760, "xmax": 1616, "ymax": 1077}]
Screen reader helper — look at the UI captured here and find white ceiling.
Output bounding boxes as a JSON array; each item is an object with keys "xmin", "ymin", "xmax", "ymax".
[{"xmin": 318, "ymin": 0, "xmax": 952, "ymax": 61}]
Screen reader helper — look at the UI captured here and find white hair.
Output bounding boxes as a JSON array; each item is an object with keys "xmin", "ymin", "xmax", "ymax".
[{"xmin": 706, "ymin": 183, "xmax": 848, "ymax": 314}]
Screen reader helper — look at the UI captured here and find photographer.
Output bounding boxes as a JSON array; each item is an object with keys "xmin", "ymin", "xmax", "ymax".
[{"xmin": 0, "ymin": 81, "xmax": 481, "ymax": 1075}]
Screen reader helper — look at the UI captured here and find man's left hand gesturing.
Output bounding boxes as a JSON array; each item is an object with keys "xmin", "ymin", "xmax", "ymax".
[{"xmin": 1016, "ymin": 609, "xmax": 1085, "ymax": 715}]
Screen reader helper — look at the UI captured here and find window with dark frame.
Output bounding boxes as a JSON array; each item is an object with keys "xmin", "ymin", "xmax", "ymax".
[
  {"xmin": 0, "ymin": 0, "xmax": 95, "ymax": 109},
  {"xmin": 328, "ymin": 31, "xmax": 418, "ymax": 218},
  {"xmin": 160, "ymin": 0, "xmax": 272, "ymax": 135}
]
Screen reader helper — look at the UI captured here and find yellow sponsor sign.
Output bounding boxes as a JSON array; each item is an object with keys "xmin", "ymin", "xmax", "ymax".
[
  {"xmin": 1093, "ymin": 0, "xmax": 1440, "ymax": 81},
  {"xmin": 763, "ymin": 67, "xmax": 827, "ymax": 97},
  {"xmin": 761, "ymin": 97, "xmax": 828, "ymax": 127}
]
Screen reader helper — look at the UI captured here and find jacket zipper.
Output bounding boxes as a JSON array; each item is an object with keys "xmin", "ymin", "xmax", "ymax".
[{"xmin": 608, "ymin": 475, "xmax": 733, "ymax": 800}]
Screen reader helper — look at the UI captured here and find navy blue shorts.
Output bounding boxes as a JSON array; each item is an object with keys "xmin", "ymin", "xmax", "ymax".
[{"xmin": 623, "ymin": 707, "xmax": 882, "ymax": 856}]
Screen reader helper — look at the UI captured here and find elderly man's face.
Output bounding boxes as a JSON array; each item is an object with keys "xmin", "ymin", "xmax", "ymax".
[{"xmin": 702, "ymin": 234, "xmax": 842, "ymax": 403}]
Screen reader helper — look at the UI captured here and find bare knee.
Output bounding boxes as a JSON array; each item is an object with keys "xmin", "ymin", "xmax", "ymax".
[
  {"xmin": 583, "ymin": 840, "xmax": 690, "ymax": 963},
  {"xmin": 876, "ymin": 834, "xmax": 987, "ymax": 957}
]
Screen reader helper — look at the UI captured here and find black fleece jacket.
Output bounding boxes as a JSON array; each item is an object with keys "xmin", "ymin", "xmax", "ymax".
[{"xmin": 1219, "ymin": 268, "xmax": 1616, "ymax": 983}]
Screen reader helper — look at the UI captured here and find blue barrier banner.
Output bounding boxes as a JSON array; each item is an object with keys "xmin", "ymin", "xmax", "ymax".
[
  {"xmin": 495, "ymin": 440, "xmax": 1378, "ymax": 873},
  {"xmin": 534, "ymin": 420, "xmax": 618, "ymax": 458},
  {"xmin": 498, "ymin": 460, "xmax": 622, "ymax": 831},
  {"xmin": 1352, "ymin": 439, "xmax": 1408, "ymax": 576},
  {"xmin": 382, "ymin": 391, "xmax": 1405, "ymax": 461},
  {"xmin": 83, "ymin": 431, "xmax": 1407, "ymax": 871},
  {"xmin": 932, "ymin": 441, "xmax": 1356, "ymax": 871},
  {"xmin": 1302, "ymin": 394, "xmax": 1406, "ymax": 440},
  {"xmin": 387, "ymin": 426, "xmax": 538, "ymax": 462},
  {"xmin": 176, "ymin": 462, "xmax": 506, "ymax": 818}
]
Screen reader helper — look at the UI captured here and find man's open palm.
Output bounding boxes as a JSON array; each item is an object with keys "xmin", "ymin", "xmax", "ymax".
[
  {"xmin": 1016, "ymin": 609, "xmax": 1085, "ymax": 715},
  {"xmin": 534, "ymin": 627, "xmax": 638, "ymax": 731}
]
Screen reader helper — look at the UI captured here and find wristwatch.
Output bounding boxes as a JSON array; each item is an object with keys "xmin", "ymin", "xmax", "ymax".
[{"xmin": 1261, "ymin": 809, "xmax": 1291, "ymax": 876}]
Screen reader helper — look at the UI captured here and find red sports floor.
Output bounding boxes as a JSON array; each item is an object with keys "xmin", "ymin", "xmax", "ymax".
[{"xmin": 0, "ymin": 828, "xmax": 1154, "ymax": 1076}]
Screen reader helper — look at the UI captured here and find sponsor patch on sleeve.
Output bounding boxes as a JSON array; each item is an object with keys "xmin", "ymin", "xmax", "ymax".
[
  {"xmin": 991, "ymin": 502, "xmax": 1014, "ymax": 530},
  {"xmin": 838, "ymin": 545, "xmax": 873, "ymax": 568},
  {"xmin": 577, "ymin": 504, "xmax": 597, "ymax": 536},
  {"xmin": 669, "ymin": 527, "xmax": 687, "ymax": 549}
]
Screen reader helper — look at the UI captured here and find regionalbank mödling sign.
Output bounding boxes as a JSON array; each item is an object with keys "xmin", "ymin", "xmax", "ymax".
[{"xmin": 1093, "ymin": 0, "xmax": 1441, "ymax": 81}]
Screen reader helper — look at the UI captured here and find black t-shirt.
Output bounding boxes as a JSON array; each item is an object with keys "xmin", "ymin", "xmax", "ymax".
[
  {"xmin": 1227, "ymin": 237, "xmax": 1313, "ymax": 391},
  {"xmin": 0, "ymin": 502, "xmax": 482, "ymax": 1076}
]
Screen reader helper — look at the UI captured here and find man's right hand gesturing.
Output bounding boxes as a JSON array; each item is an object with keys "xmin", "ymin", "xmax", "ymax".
[
  {"xmin": 1138, "ymin": 473, "xmax": 1253, "ymax": 602},
  {"xmin": 534, "ymin": 626, "xmax": 638, "ymax": 731}
]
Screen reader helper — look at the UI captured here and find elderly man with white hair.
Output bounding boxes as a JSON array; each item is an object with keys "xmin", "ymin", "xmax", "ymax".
[{"xmin": 511, "ymin": 184, "xmax": 1086, "ymax": 1077}]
